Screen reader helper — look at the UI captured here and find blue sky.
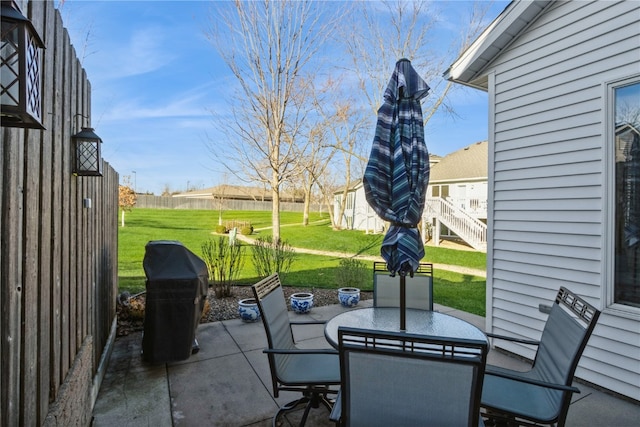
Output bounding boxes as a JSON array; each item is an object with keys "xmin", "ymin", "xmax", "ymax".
[{"xmin": 59, "ymin": 0, "xmax": 509, "ymax": 195}]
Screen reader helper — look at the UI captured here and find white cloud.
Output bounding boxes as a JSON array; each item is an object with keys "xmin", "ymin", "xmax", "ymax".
[{"xmin": 88, "ymin": 26, "xmax": 178, "ymax": 81}]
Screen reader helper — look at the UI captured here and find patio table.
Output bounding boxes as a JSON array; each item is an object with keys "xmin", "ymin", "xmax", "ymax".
[{"xmin": 324, "ymin": 307, "xmax": 487, "ymax": 348}]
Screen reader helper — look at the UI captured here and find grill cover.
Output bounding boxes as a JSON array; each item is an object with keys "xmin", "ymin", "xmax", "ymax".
[{"xmin": 141, "ymin": 240, "xmax": 208, "ymax": 363}]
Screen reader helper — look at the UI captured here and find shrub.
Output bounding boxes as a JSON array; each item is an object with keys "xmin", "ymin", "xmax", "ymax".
[
  {"xmin": 251, "ymin": 236, "xmax": 296, "ymax": 278},
  {"xmin": 240, "ymin": 225, "xmax": 253, "ymax": 235},
  {"xmin": 201, "ymin": 237, "xmax": 245, "ymax": 298},
  {"xmin": 215, "ymin": 225, "xmax": 227, "ymax": 234},
  {"xmin": 335, "ymin": 258, "xmax": 368, "ymax": 289}
]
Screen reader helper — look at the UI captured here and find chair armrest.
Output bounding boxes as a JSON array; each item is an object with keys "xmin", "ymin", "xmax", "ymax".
[
  {"xmin": 290, "ymin": 320, "xmax": 327, "ymax": 326},
  {"xmin": 329, "ymin": 390, "xmax": 342, "ymax": 423},
  {"xmin": 485, "ymin": 367, "xmax": 580, "ymax": 393},
  {"xmin": 263, "ymin": 348, "xmax": 338, "ymax": 355},
  {"xmin": 486, "ymin": 332, "xmax": 540, "ymax": 346}
]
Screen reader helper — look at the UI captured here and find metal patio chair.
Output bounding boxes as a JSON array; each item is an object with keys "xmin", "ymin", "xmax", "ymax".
[
  {"xmin": 373, "ymin": 261, "xmax": 434, "ymax": 310},
  {"xmin": 481, "ymin": 287, "xmax": 601, "ymax": 427},
  {"xmin": 252, "ymin": 273, "xmax": 340, "ymax": 427},
  {"xmin": 330, "ymin": 327, "xmax": 488, "ymax": 427}
]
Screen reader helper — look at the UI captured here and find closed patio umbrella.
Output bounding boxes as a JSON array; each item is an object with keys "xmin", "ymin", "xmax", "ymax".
[{"xmin": 363, "ymin": 58, "xmax": 430, "ymax": 329}]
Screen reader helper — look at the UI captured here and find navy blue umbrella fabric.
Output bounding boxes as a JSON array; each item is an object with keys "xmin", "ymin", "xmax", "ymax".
[{"xmin": 363, "ymin": 58, "xmax": 430, "ymax": 276}]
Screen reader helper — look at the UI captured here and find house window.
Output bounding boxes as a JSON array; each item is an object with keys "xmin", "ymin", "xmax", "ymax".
[
  {"xmin": 441, "ymin": 185, "xmax": 449, "ymax": 199},
  {"xmin": 613, "ymin": 80, "xmax": 640, "ymax": 308},
  {"xmin": 346, "ymin": 192, "xmax": 355, "ymax": 210}
]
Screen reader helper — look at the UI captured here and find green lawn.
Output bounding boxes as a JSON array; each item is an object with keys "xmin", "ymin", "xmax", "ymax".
[
  {"xmin": 118, "ymin": 208, "xmax": 486, "ymax": 316},
  {"xmin": 257, "ymin": 220, "xmax": 487, "ymax": 270}
]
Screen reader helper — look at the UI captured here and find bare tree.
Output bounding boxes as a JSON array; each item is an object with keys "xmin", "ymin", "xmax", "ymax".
[
  {"xmin": 214, "ymin": 184, "xmax": 229, "ymax": 227},
  {"xmin": 297, "ymin": 123, "xmax": 334, "ymax": 226},
  {"xmin": 342, "ymin": 0, "xmax": 491, "ymax": 126},
  {"xmin": 205, "ymin": 0, "xmax": 342, "ymax": 242},
  {"xmin": 300, "ymin": 74, "xmax": 369, "ymax": 229},
  {"xmin": 315, "ymin": 166, "xmax": 341, "ymax": 228},
  {"xmin": 324, "ymin": 101, "xmax": 368, "ymax": 229},
  {"xmin": 316, "ymin": 0, "xmax": 492, "ymax": 232},
  {"xmin": 118, "ymin": 176, "xmax": 136, "ymax": 227}
]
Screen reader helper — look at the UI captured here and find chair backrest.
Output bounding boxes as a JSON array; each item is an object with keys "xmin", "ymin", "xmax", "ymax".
[
  {"xmin": 252, "ymin": 273, "xmax": 296, "ymax": 393},
  {"xmin": 338, "ymin": 327, "xmax": 487, "ymax": 427},
  {"xmin": 373, "ymin": 262, "xmax": 433, "ymax": 310},
  {"xmin": 532, "ymin": 287, "xmax": 601, "ymax": 388}
]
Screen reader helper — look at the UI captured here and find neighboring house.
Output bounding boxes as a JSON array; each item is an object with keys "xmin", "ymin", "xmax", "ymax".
[
  {"xmin": 334, "ymin": 143, "xmax": 489, "ymax": 251},
  {"xmin": 333, "ymin": 180, "xmax": 386, "ymax": 232},
  {"xmin": 445, "ymin": 0, "xmax": 639, "ymax": 401},
  {"xmin": 428, "ymin": 141, "xmax": 488, "ymax": 218},
  {"xmin": 424, "ymin": 141, "xmax": 488, "ymax": 251},
  {"xmin": 333, "ymin": 155, "xmax": 442, "ymax": 232}
]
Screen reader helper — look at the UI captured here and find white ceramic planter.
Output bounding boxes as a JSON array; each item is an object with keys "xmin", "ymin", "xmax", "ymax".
[
  {"xmin": 238, "ymin": 298, "xmax": 261, "ymax": 322},
  {"xmin": 290, "ymin": 292, "xmax": 314, "ymax": 314},
  {"xmin": 338, "ymin": 287, "xmax": 361, "ymax": 308}
]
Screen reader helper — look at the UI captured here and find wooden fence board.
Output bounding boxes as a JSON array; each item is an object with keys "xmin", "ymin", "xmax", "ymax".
[
  {"xmin": 38, "ymin": 1, "xmax": 55, "ymax": 420},
  {"xmin": 49, "ymin": 5, "xmax": 64, "ymax": 401},
  {"xmin": 60, "ymin": 27, "xmax": 71, "ymax": 382},
  {"xmin": 22, "ymin": 127, "xmax": 42, "ymax": 426},
  {"xmin": 1, "ymin": 127, "xmax": 24, "ymax": 426},
  {"xmin": 21, "ymin": 7, "xmax": 47, "ymax": 423},
  {"xmin": 68, "ymin": 49, "xmax": 78, "ymax": 364}
]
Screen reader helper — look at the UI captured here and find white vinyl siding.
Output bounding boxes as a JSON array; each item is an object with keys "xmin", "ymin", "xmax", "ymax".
[
  {"xmin": 486, "ymin": 0, "xmax": 640, "ymax": 399},
  {"xmin": 335, "ymin": 184, "xmax": 385, "ymax": 232}
]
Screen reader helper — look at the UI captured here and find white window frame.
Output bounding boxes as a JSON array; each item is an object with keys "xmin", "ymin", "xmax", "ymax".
[{"xmin": 604, "ymin": 73, "xmax": 640, "ymax": 317}]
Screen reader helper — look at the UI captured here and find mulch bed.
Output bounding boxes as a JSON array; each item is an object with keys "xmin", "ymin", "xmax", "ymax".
[{"xmin": 116, "ymin": 286, "xmax": 371, "ymax": 337}]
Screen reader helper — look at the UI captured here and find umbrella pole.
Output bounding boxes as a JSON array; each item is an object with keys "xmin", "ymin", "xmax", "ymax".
[{"xmin": 400, "ymin": 274, "xmax": 406, "ymax": 331}]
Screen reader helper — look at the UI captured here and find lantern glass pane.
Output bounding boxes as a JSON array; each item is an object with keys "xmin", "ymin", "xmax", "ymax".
[
  {"xmin": 77, "ymin": 141, "xmax": 100, "ymax": 172},
  {"xmin": 26, "ymin": 33, "xmax": 40, "ymax": 119},
  {"xmin": 1, "ymin": 22, "xmax": 20, "ymax": 107}
]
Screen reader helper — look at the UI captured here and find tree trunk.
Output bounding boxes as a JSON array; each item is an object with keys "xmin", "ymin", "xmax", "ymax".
[
  {"xmin": 335, "ymin": 187, "xmax": 350, "ymax": 230},
  {"xmin": 302, "ymin": 186, "xmax": 311, "ymax": 226},
  {"xmin": 121, "ymin": 210, "xmax": 125, "ymax": 227},
  {"xmin": 272, "ymin": 177, "xmax": 281, "ymax": 243}
]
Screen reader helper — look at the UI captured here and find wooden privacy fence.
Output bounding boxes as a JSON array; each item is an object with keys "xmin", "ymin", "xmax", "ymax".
[
  {"xmin": 1, "ymin": 1, "xmax": 119, "ymax": 425},
  {"xmin": 136, "ymin": 194, "xmax": 323, "ymax": 212}
]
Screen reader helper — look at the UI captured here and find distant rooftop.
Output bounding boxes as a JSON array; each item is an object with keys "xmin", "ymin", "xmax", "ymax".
[
  {"xmin": 173, "ymin": 184, "xmax": 303, "ymax": 202},
  {"xmin": 429, "ymin": 141, "xmax": 488, "ymax": 182}
]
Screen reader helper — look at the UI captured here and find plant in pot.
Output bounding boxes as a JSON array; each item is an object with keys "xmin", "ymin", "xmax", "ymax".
[{"xmin": 335, "ymin": 258, "xmax": 367, "ymax": 307}]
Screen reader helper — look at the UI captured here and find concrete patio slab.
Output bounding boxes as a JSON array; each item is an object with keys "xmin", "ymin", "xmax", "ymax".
[
  {"xmin": 92, "ymin": 303, "xmax": 639, "ymax": 426},
  {"xmin": 169, "ymin": 352, "xmax": 276, "ymax": 426},
  {"xmin": 92, "ymin": 334, "xmax": 172, "ymax": 426}
]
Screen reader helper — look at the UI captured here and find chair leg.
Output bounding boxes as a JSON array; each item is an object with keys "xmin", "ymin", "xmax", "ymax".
[
  {"xmin": 482, "ymin": 410, "xmax": 537, "ymax": 427},
  {"xmin": 273, "ymin": 390, "xmax": 335, "ymax": 427},
  {"xmin": 273, "ymin": 396, "xmax": 311, "ymax": 427},
  {"xmin": 318, "ymin": 392, "xmax": 334, "ymax": 412}
]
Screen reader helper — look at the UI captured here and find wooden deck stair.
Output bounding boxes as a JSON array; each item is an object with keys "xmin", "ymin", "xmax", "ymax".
[{"xmin": 424, "ymin": 197, "xmax": 487, "ymax": 252}]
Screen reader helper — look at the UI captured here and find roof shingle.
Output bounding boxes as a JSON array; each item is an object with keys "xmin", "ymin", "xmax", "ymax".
[{"xmin": 429, "ymin": 141, "xmax": 487, "ymax": 182}]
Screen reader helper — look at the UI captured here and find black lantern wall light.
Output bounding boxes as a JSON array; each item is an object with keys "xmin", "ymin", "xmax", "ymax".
[
  {"xmin": 1, "ymin": 0, "xmax": 45, "ymax": 129},
  {"xmin": 72, "ymin": 127, "xmax": 103, "ymax": 176}
]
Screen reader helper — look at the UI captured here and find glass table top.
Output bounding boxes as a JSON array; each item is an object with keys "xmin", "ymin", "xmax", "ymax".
[{"xmin": 324, "ymin": 307, "xmax": 487, "ymax": 348}]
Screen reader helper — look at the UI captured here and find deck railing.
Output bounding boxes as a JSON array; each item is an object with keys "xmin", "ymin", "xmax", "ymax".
[{"xmin": 424, "ymin": 197, "xmax": 487, "ymax": 251}]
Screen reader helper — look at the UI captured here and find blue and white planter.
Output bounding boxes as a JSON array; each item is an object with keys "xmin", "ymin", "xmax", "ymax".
[
  {"xmin": 290, "ymin": 292, "xmax": 314, "ymax": 314},
  {"xmin": 338, "ymin": 287, "xmax": 360, "ymax": 308},
  {"xmin": 238, "ymin": 298, "xmax": 261, "ymax": 322}
]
